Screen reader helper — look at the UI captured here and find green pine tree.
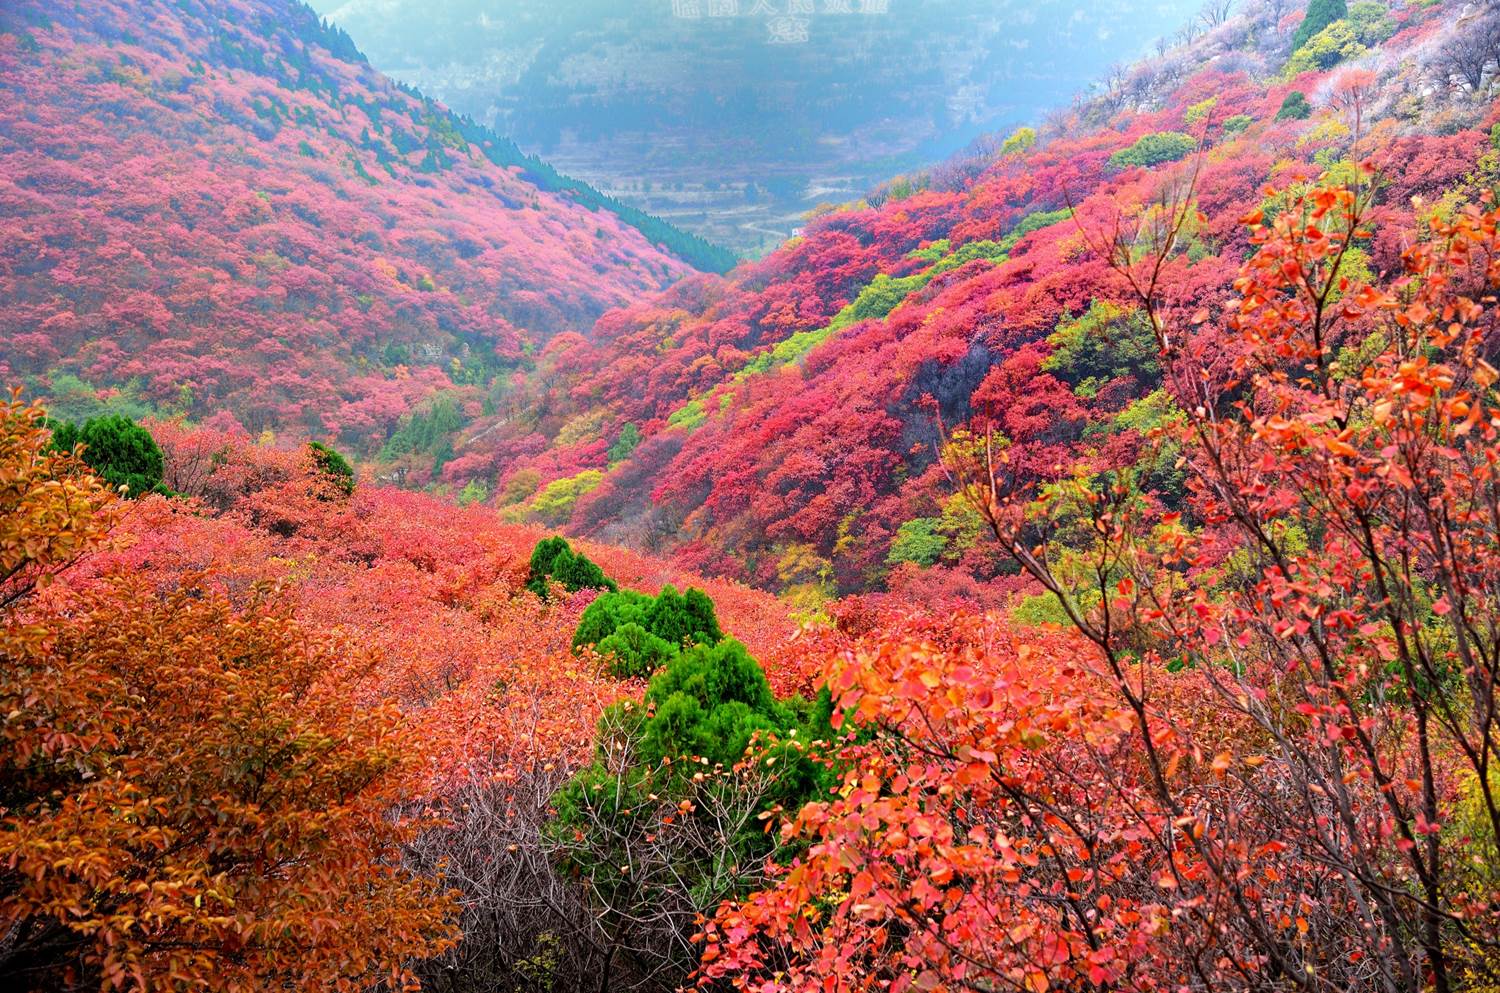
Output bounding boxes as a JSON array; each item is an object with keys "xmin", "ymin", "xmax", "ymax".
[
  {"xmin": 1276, "ymin": 90, "xmax": 1313, "ymax": 121},
  {"xmin": 49, "ymin": 414, "xmax": 165, "ymax": 498},
  {"xmin": 526, "ymin": 536, "xmax": 617, "ymax": 599},
  {"xmin": 549, "ymin": 637, "xmax": 833, "ymax": 979},
  {"xmin": 307, "ymin": 441, "xmax": 355, "ymax": 496},
  {"xmin": 1291, "ymin": 0, "xmax": 1347, "ymax": 52}
]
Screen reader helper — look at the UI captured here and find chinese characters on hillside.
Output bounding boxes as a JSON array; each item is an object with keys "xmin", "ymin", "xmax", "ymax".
[{"xmin": 671, "ymin": 0, "xmax": 890, "ymax": 44}]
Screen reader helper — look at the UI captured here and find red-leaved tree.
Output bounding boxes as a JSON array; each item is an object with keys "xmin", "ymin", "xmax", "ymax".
[{"xmin": 699, "ymin": 168, "xmax": 1500, "ymax": 991}]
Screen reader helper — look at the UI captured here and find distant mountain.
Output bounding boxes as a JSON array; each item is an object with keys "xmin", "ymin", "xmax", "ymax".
[
  {"xmin": 309, "ymin": 0, "xmax": 1205, "ymax": 256},
  {"xmin": 430, "ymin": 0, "xmax": 1498, "ymax": 592},
  {"xmin": 0, "ymin": 0, "xmax": 729, "ymax": 446}
]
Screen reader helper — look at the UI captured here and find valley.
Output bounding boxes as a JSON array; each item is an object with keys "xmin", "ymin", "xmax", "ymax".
[
  {"xmin": 309, "ymin": 0, "xmax": 1208, "ymax": 254},
  {"xmin": 3, "ymin": 1, "xmax": 1499, "ymax": 991}
]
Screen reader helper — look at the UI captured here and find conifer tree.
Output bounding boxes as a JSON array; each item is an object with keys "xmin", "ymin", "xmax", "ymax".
[
  {"xmin": 49, "ymin": 414, "xmax": 165, "ymax": 498},
  {"xmin": 1291, "ymin": 0, "xmax": 1347, "ymax": 51}
]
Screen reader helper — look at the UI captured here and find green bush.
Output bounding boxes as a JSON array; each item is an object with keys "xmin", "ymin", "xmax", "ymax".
[
  {"xmin": 528, "ymin": 470, "xmax": 603, "ymax": 525},
  {"xmin": 1184, "ymin": 96, "xmax": 1217, "ymax": 126},
  {"xmin": 881, "ymin": 175, "xmax": 919, "ymax": 202},
  {"xmin": 554, "ymin": 642, "xmax": 827, "ymax": 806},
  {"xmin": 906, "ymin": 238, "xmax": 951, "ymax": 263},
  {"xmin": 1291, "ymin": 0, "xmax": 1347, "ymax": 51},
  {"xmin": 1346, "ymin": 1, "xmax": 1396, "ymax": 45},
  {"xmin": 430, "ymin": 436, "xmax": 455, "ymax": 478},
  {"xmin": 606, "ymin": 422, "xmax": 640, "ymax": 464},
  {"xmin": 1223, "ymin": 114, "xmax": 1254, "ymax": 135},
  {"xmin": 1107, "ymin": 131, "xmax": 1197, "ymax": 170},
  {"xmin": 572, "ymin": 588, "xmax": 653, "ymax": 646},
  {"xmin": 844, "ymin": 271, "xmax": 928, "ymax": 324},
  {"xmin": 645, "ymin": 585, "xmax": 723, "ymax": 647},
  {"xmin": 554, "ymin": 637, "xmax": 831, "ymax": 858},
  {"xmin": 49, "ymin": 414, "xmax": 165, "ymax": 498},
  {"xmin": 1000, "ymin": 126, "xmax": 1036, "ymax": 156},
  {"xmin": 498, "ymin": 468, "xmax": 541, "ymax": 507},
  {"xmin": 1276, "ymin": 90, "xmax": 1313, "ymax": 121},
  {"xmin": 887, "ymin": 518, "xmax": 947, "ymax": 567},
  {"xmin": 572, "ymin": 583, "xmax": 722, "ymax": 676},
  {"xmin": 455, "ymin": 477, "xmax": 487, "ymax": 507},
  {"xmin": 525, "ymin": 536, "xmax": 617, "ymax": 600},
  {"xmin": 39, "ymin": 374, "xmax": 155, "ymax": 424},
  {"xmin": 594, "ymin": 622, "xmax": 677, "ymax": 679},
  {"xmin": 1044, "ymin": 300, "xmax": 1161, "ymax": 396},
  {"xmin": 638, "ymin": 638, "xmax": 796, "ymax": 772},
  {"xmin": 666, "ymin": 398, "xmax": 706, "ymax": 432},
  {"xmin": 307, "ymin": 441, "xmax": 355, "ymax": 495},
  {"xmin": 930, "ymin": 238, "xmax": 1008, "ymax": 273},
  {"xmin": 1283, "ymin": 20, "xmax": 1366, "ymax": 77},
  {"xmin": 378, "ymin": 395, "xmax": 466, "ymax": 461},
  {"xmin": 997, "ymin": 207, "xmax": 1073, "ymax": 254},
  {"xmin": 549, "ymin": 638, "xmax": 831, "ymax": 981}
]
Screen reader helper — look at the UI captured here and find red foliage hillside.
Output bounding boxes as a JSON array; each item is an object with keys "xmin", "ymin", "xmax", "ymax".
[
  {"xmin": 0, "ymin": 0, "xmax": 703, "ymax": 446},
  {"xmin": 64, "ymin": 417, "xmax": 802, "ymax": 790},
  {"xmin": 456, "ymin": 0, "xmax": 1498, "ymax": 596}
]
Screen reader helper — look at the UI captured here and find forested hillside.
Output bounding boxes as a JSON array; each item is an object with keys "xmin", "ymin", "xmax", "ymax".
[
  {"xmin": 450, "ymin": 0, "xmax": 1497, "ymax": 601},
  {"xmin": 0, "ymin": 398, "xmax": 811, "ymax": 990},
  {"xmin": 0, "ymin": 0, "xmax": 729, "ymax": 447},
  {"xmin": 5, "ymin": 2, "xmax": 1500, "ymax": 992}
]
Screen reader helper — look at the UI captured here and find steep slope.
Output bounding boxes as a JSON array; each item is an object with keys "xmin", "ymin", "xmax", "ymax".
[
  {"xmin": 443, "ymin": 0, "xmax": 1498, "ymax": 593},
  {"xmin": 0, "ymin": 0, "xmax": 728, "ymax": 447}
]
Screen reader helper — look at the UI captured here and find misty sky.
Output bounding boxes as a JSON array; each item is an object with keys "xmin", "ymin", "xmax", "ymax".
[
  {"xmin": 308, "ymin": 0, "xmax": 1205, "ymax": 135},
  {"xmin": 305, "ymin": 0, "xmax": 1208, "ymax": 250}
]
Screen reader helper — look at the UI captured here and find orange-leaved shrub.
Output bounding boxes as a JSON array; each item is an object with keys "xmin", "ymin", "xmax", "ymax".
[{"xmin": 0, "ymin": 396, "xmax": 456, "ymax": 992}]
